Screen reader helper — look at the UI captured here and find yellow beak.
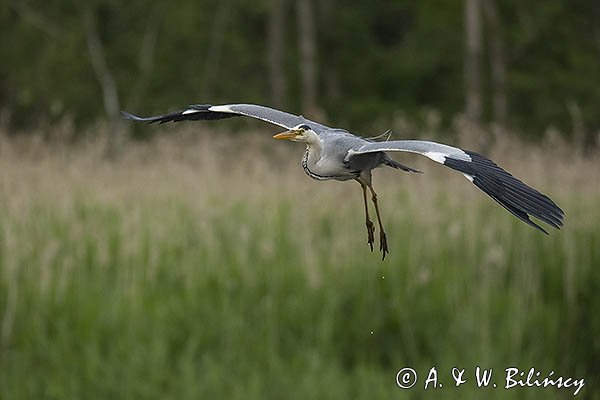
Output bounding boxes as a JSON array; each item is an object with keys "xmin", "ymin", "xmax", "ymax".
[{"xmin": 273, "ymin": 129, "xmax": 299, "ymax": 140}]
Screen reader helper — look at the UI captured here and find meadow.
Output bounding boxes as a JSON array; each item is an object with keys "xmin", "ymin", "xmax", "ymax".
[{"xmin": 0, "ymin": 127, "xmax": 598, "ymax": 399}]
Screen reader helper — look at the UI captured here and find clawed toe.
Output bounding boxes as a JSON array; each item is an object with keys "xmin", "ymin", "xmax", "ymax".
[
  {"xmin": 366, "ymin": 220, "xmax": 375, "ymax": 251},
  {"xmin": 379, "ymin": 230, "xmax": 388, "ymax": 260}
]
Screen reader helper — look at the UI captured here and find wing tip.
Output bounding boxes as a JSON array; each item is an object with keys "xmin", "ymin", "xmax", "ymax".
[
  {"xmin": 446, "ymin": 151, "xmax": 565, "ymax": 234},
  {"xmin": 121, "ymin": 110, "xmax": 162, "ymax": 124},
  {"xmin": 121, "ymin": 111, "xmax": 141, "ymax": 120},
  {"xmin": 530, "ymin": 218, "xmax": 550, "ymax": 235}
]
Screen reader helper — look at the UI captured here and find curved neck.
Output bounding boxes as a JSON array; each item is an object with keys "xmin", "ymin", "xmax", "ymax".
[
  {"xmin": 302, "ymin": 143, "xmax": 328, "ymax": 180},
  {"xmin": 303, "ymin": 144, "xmax": 319, "ymax": 165}
]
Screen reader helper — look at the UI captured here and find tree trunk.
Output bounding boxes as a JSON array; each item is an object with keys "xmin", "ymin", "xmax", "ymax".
[
  {"xmin": 82, "ymin": 6, "xmax": 124, "ymax": 158},
  {"xmin": 9, "ymin": 2, "xmax": 62, "ymax": 38},
  {"xmin": 127, "ymin": 5, "xmax": 161, "ymax": 112},
  {"xmin": 464, "ymin": 0, "xmax": 483, "ymax": 123},
  {"xmin": 200, "ymin": 0, "xmax": 230, "ymax": 99},
  {"xmin": 268, "ymin": 0, "xmax": 287, "ymax": 108},
  {"xmin": 296, "ymin": 0, "xmax": 319, "ymax": 117},
  {"xmin": 483, "ymin": 0, "xmax": 507, "ymax": 127},
  {"xmin": 319, "ymin": 0, "xmax": 340, "ymax": 104},
  {"xmin": 567, "ymin": 100, "xmax": 585, "ymax": 154}
]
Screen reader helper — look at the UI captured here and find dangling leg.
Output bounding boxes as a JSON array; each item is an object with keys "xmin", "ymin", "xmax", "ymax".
[
  {"xmin": 368, "ymin": 184, "xmax": 389, "ymax": 260},
  {"xmin": 357, "ymin": 180, "xmax": 375, "ymax": 251}
]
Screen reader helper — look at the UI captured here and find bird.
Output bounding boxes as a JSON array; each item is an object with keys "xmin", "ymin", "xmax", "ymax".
[{"xmin": 122, "ymin": 103, "xmax": 564, "ymax": 260}]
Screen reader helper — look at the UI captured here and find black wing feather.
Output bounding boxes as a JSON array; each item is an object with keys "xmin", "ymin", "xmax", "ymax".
[
  {"xmin": 443, "ymin": 151, "xmax": 564, "ymax": 233},
  {"xmin": 121, "ymin": 104, "xmax": 238, "ymax": 124}
]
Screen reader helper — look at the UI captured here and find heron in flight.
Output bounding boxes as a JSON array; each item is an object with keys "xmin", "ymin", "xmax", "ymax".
[{"xmin": 122, "ymin": 103, "xmax": 564, "ymax": 260}]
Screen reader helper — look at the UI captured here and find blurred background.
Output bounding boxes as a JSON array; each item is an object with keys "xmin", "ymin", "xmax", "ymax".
[{"xmin": 0, "ymin": 0, "xmax": 599, "ymax": 399}]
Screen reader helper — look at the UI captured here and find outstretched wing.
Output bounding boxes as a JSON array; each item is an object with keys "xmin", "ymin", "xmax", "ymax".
[
  {"xmin": 347, "ymin": 140, "xmax": 564, "ymax": 233},
  {"xmin": 122, "ymin": 103, "xmax": 329, "ymax": 131}
]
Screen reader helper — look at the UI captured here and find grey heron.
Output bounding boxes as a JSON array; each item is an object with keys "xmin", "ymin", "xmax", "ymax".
[{"xmin": 122, "ymin": 103, "xmax": 564, "ymax": 260}]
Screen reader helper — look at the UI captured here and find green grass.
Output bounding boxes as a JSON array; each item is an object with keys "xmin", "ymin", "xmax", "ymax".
[{"xmin": 0, "ymin": 133, "xmax": 599, "ymax": 399}]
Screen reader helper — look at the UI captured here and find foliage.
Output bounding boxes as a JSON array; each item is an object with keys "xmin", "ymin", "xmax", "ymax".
[
  {"xmin": 0, "ymin": 132, "xmax": 598, "ymax": 398},
  {"xmin": 1, "ymin": 0, "xmax": 599, "ymax": 140}
]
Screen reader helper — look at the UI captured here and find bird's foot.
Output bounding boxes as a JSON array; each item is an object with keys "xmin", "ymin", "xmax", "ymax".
[
  {"xmin": 365, "ymin": 220, "xmax": 375, "ymax": 251},
  {"xmin": 379, "ymin": 230, "xmax": 388, "ymax": 260}
]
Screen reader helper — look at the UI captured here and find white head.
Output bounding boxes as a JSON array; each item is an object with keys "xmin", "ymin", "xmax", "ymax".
[{"xmin": 272, "ymin": 124, "xmax": 319, "ymax": 144}]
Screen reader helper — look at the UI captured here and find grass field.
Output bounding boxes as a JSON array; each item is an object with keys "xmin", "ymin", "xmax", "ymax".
[{"xmin": 0, "ymin": 128, "xmax": 599, "ymax": 399}]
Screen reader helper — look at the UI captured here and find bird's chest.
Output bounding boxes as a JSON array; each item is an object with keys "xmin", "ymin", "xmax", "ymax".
[{"xmin": 302, "ymin": 148, "xmax": 357, "ymax": 181}]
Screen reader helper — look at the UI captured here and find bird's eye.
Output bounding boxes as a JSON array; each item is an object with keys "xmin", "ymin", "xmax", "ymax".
[{"xmin": 299, "ymin": 124, "xmax": 311, "ymax": 131}]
